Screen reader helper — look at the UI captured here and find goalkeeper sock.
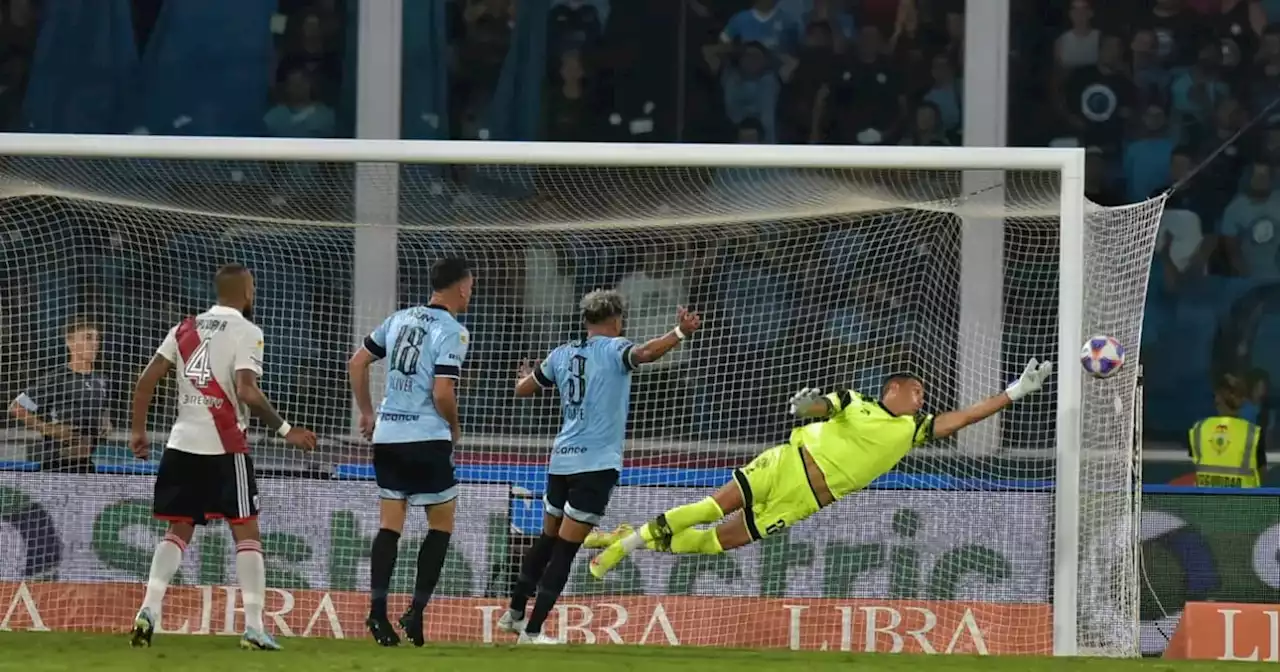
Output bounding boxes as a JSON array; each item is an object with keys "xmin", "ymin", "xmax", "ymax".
[
  {"xmin": 643, "ymin": 497, "xmax": 724, "ymax": 541},
  {"xmin": 141, "ymin": 532, "xmax": 186, "ymax": 616},
  {"xmin": 669, "ymin": 528, "xmax": 724, "ymax": 555},
  {"xmin": 235, "ymin": 539, "xmax": 266, "ymax": 632},
  {"xmin": 509, "ymin": 533, "xmax": 557, "ymax": 617},
  {"xmin": 525, "ymin": 538, "xmax": 581, "ymax": 635},
  {"xmin": 410, "ymin": 530, "xmax": 451, "ymax": 611},
  {"xmin": 369, "ymin": 528, "xmax": 400, "ymax": 619}
]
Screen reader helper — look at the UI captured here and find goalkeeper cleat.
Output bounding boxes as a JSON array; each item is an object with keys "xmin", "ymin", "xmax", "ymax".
[
  {"xmin": 239, "ymin": 628, "xmax": 282, "ymax": 651},
  {"xmin": 589, "ymin": 540, "xmax": 629, "ymax": 579},
  {"xmin": 497, "ymin": 609, "xmax": 528, "ymax": 635},
  {"xmin": 129, "ymin": 608, "xmax": 156, "ymax": 648},
  {"xmin": 643, "ymin": 514, "xmax": 673, "ymax": 551},
  {"xmin": 399, "ymin": 607, "xmax": 425, "ymax": 648},
  {"xmin": 366, "ymin": 615, "xmax": 401, "ymax": 647},
  {"xmin": 518, "ymin": 631, "xmax": 561, "ymax": 646},
  {"xmin": 584, "ymin": 523, "xmax": 633, "ymax": 549}
]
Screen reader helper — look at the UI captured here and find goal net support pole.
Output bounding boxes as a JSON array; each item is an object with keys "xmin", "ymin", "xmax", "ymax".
[
  {"xmin": 351, "ymin": 0, "xmax": 402, "ymax": 433},
  {"xmin": 0, "ymin": 133, "xmax": 1129, "ymax": 655}
]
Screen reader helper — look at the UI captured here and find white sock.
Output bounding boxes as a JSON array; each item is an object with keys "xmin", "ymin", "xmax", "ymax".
[
  {"xmin": 235, "ymin": 539, "xmax": 266, "ymax": 632},
  {"xmin": 141, "ymin": 532, "xmax": 186, "ymax": 617},
  {"xmin": 620, "ymin": 531, "xmax": 645, "ymax": 553}
]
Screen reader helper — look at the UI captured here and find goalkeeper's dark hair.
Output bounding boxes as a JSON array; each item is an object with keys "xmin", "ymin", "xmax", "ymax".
[
  {"xmin": 580, "ymin": 289, "xmax": 626, "ymax": 325},
  {"xmin": 64, "ymin": 314, "xmax": 100, "ymax": 336},
  {"xmin": 881, "ymin": 372, "xmax": 924, "ymax": 395},
  {"xmin": 430, "ymin": 258, "xmax": 473, "ymax": 291}
]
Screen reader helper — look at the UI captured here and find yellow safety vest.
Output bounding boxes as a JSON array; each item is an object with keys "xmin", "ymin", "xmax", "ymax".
[{"xmin": 1188, "ymin": 416, "xmax": 1262, "ymax": 488}]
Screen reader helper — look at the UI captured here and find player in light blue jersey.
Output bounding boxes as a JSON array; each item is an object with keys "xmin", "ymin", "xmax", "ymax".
[
  {"xmin": 347, "ymin": 258, "xmax": 474, "ymax": 648},
  {"xmin": 498, "ymin": 289, "xmax": 701, "ymax": 645}
]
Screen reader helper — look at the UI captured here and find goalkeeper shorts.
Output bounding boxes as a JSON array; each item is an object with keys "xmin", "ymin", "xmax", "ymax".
[{"xmin": 732, "ymin": 443, "xmax": 822, "ymax": 541}]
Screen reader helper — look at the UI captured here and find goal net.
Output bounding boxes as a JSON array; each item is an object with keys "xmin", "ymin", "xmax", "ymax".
[{"xmin": 0, "ymin": 137, "xmax": 1161, "ymax": 656}]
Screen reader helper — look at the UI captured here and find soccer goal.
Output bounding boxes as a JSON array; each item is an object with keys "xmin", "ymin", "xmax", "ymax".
[{"xmin": 0, "ymin": 133, "xmax": 1161, "ymax": 656}]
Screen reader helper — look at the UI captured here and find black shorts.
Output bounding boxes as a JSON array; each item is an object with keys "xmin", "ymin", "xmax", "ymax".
[
  {"xmin": 543, "ymin": 469, "xmax": 619, "ymax": 525},
  {"xmin": 373, "ymin": 441, "xmax": 457, "ymax": 506},
  {"xmin": 153, "ymin": 449, "xmax": 259, "ymax": 526}
]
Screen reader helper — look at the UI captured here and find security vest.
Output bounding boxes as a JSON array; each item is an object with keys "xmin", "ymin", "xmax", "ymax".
[{"xmin": 1187, "ymin": 416, "xmax": 1262, "ymax": 488}]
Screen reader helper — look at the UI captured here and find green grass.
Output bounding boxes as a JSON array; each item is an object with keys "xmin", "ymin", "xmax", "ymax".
[{"xmin": 0, "ymin": 632, "xmax": 1272, "ymax": 672}]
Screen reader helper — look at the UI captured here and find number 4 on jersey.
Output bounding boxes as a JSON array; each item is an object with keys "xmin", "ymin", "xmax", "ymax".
[{"xmin": 183, "ymin": 340, "xmax": 214, "ymax": 386}]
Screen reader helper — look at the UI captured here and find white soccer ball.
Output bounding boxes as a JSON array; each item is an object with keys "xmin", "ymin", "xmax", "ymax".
[{"xmin": 1080, "ymin": 335, "xmax": 1125, "ymax": 378}]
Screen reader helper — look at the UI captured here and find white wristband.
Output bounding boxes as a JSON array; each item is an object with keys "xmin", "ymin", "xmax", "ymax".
[
  {"xmin": 674, "ymin": 326, "xmax": 687, "ymax": 341},
  {"xmin": 276, "ymin": 422, "xmax": 292, "ymax": 438}
]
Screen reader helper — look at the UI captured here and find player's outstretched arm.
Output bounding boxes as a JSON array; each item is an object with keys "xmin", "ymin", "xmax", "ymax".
[
  {"xmin": 630, "ymin": 307, "xmax": 702, "ymax": 365},
  {"xmin": 514, "ymin": 358, "xmax": 544, "ymax": 398},
  {"xmin": 932, "ymin": 358, "xmax": 1053, "ymax": 439},
  {"xmin": 234, "ymin": 370, "xmax": 317, "ymax": 450},
  {"xmin": 129, "ymin": 354, "xmax": 173, "ymax": 458},
  {"xmin": 789, "ymin": 388, "xmax": 836, "ymax": 419}
]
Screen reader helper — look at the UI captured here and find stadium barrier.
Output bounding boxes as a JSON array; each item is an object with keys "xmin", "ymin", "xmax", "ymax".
[
  {"xmin": 1163, "ymin": 602, "xmax": 1279, "ymax": 662},
  {"xmin": 5, "ymin": 475, "xmax": 1274, "ymax": 654},
  {"xmin": 0, "ymin": 582, "xmax": 1050, "ymax": 653}
]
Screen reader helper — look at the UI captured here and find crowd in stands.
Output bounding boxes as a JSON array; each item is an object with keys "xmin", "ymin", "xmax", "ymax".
[{"xmin": 2, "ymin": 0, "xmax": 1280, "ymax": 464}]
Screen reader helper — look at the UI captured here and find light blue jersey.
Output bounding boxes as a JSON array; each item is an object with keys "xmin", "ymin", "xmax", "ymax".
[
  {"xmin": 534, "ymin": 335, "xmax": 635, "ymax": 475},
  {"xmin": 364, "ymin": 304, "xmax": 469, "ymax": 444}
]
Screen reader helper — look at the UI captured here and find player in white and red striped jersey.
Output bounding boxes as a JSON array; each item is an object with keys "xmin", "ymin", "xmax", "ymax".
[{"xmin": 126, "ymin": 263, "xmax": 316, "ymax": 651}]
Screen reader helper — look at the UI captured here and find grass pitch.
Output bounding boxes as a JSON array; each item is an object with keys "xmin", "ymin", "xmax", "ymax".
[{"xmin": 0, "ymin": 632, "xmax": 1270, "ymax": 672}]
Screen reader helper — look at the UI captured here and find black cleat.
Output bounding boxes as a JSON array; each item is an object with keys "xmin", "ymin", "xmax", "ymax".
[
  {"xmin": 399, "ymin": 607, "xmax": 425, "ymax": 647},
  {"xmin": 130, "ymin": 609, "xmax": 156, "ymax": 648},
  {"xmin": 366, "ymin": 615, "xmax": 401, "ymax": 646}
]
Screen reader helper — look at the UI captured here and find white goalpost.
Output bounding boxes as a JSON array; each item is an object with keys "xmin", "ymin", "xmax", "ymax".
[{"xmin": 0, "ymin": 133, "xmax": 1160, "ymax": 656}]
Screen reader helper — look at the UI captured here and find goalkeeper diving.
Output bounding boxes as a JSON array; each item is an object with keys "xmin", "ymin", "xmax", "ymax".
[{"xmin": 587, "ymin": 359, "xmax": 1055, "ymax": 576}]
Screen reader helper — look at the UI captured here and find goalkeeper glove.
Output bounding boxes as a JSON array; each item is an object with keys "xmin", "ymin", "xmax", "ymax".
[
  {"xmin": 1005, "ymin": 358, "xmax": 1054, "ymax": 402},
  {"xmin": 788, "ymin": 387, "xmax": 824, "ymax": 416}
]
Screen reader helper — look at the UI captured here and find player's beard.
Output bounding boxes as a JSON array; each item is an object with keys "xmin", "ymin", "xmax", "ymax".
[{"xmin": 243, "ymin": 304, "xmax": 254, "ymax": 321}]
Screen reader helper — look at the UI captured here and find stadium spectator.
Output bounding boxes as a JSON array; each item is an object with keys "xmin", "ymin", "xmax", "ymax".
[
  {"xmin": 1124, "ymin": 103, "xmax": 1176, "ymax": 202},
  {"xmin": 803, "ymin": 0, "xmax": 855, "ymax": 45},
  {"xmin": 1141, "ymin": 0, "xmax": 1202, "ymax": 66},
  {"xmin": 1170, "ymin": 39, "xmax": 1232, "ymax": 129},
  {"xmin": 721, "ymin": 41, "xmax": 783, "ymax": 143},
  {"xmin": 922, "ymin": 53, "xmax": 963, "ymax": 135},
  {"xmin": 1221, "ymin": 161, "xmax": 1280, "ymax": 277},
  {"xmin": 1055, "ymin": 0, "xmax": 1102, "ymax": 73},
  {"xmin": 1084, "ymin": 146, "xmax": 1127, "ymax": 206},
  {"xmin": 1153, "ymin": 148, "xmax": 1230, "ymax": 268},
  {"xmin": 823, "ymin": 25, "xmax": 906, "ymax": 145},
  {"xmin": 1131, "ymin": 29, "xmax": 1173, "ymax": 103},
  {"xmin": 7, "ymin": 317, "xmax": 109, "ymax": 473},
  {"xmin": 778, "ymin": 21, "xmax": 836, "ymax": 143},
  {"xmin": 548, "ymin": 0, "xmax": 603, "ymax": 55},
  {"xmin": 264, "ymin": 69, "xmax": 336, "ymax": 139},
  {"xmin": 458, "ymin": 0, "xmax": 516, "ymax": 105},
  {"xmin": 542, "ymin": 49, "xmax": 603, "ymax": 141},
  {"xmin": 1251, "ymin": 27, "xmax": 1280, "ymax": 115},
  {"xmin": 1212, "ymin": 0, "xmax": 1267, "ymax": 63},
  {"xmin": 718, "ymin": 0, "xmax": 801, "ymax": 55},
  {"xmin": 1059, "ymin": 34, "xmax": 1135, "ymax": 155},
  {"xmin": 0, "ymin": 0, "xmax": 39, "ymax": 57},
  {"xmin": 277, "ymin": 10, "xmax": 343, "ymax": 104},
  {"xmin": 899, "ymin": 100, "xmax": 951, "ymax": 145}
]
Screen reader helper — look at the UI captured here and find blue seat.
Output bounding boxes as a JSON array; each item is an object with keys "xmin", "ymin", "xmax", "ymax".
[
  {"xmin": 136, "ymin": 0, "xmax": 276, "ymax": 137},
  {"xmin": 22, "ymin": 0, "xmax": 137, "ymax": 133}
]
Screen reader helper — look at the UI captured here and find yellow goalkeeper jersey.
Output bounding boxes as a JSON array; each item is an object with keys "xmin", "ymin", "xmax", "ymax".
[{"xmin": 789, "ymin": 389, "xmax": 935, "ymax": 499}]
